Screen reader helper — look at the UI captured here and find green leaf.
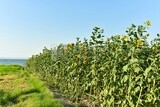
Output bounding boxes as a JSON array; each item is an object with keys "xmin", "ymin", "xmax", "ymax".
[
  {"xmin": 135, "ymin": 67, "xmax": 141, "ymax": 73},
  {"xmin": 134, "ymin": 86, "xmax": 140, "ymax": 93},
  {"xmin": 147, "ymin": 78, "xmax": 151, "ymax": 83},
  {"xmin": 100, "ymin": 67, "xmax": 105, "ymax": 71},
  {"xmin": 145, "ymin": 94, "xmax": 152, "ymax": 102},
  {"xmin": 123, "ymin": 65, "xmax": 128, "ymax": 71},
  {"xmin": 130, "ymin": 58, "xmax": 138, "ymax": 64},
  {"xmin": 97, "ymin": 34, "xmax": 101, "ymax": 38},
  {"xmin": 123, "ymin": 75, "xmax": 129, "ymax": 83},
  {"xmin": 115, "ymin": 100, "xmax": 121, "ymax": 105},
  {"xmin": 144, "ymin": 66, "xmax": 152, "ymax": 77}
]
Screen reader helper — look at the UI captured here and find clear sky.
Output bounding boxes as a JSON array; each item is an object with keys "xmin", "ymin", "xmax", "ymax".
[{"xmin": 0, "ymin": 0, "xmax": 160, "ymax": 58}]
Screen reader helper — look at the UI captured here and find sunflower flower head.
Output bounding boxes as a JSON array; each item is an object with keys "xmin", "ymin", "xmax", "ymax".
[
  {"xmin": 137, "ymin": 38, "xmax": 143, "ymax": 47},
  {"xmin": 122, "ymin": 36, "xmax": 128, "ymax": 42},
  {"xmin": 146, "ymin": 20, "xmax": 151, "ymax": 26},
  {"xmin": 76, "ymin": 54, "xmax": 81, "ymax": 58}
]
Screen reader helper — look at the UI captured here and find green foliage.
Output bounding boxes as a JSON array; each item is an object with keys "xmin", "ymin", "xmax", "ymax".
[
  {"xmin": 0, "ymin": 65, "xmax": 23, "ymax": 74},
  {"xmin": 0, "ymin": 90, "xmax": 10, "ymax": 105},
  {"xmin": 27, "ymin": 21, "xmax": 160, "ymax": 107}
]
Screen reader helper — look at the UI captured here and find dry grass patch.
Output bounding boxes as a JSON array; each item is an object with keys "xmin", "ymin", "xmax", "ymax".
[
  {"xmin": 0, "ymin": 74, "xmax": 28, "ymax": 90},
  {"xmin": 0, "ymin": 74, "xmax": 15, "ymax": 80}
]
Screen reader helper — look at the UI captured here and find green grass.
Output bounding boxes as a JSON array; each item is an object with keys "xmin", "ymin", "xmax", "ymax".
[{"xmin": 0, "ymin": 65, "xmax": 63, "ymax": 107}]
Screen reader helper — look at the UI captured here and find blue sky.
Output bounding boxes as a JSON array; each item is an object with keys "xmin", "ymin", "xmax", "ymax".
[{"xmin": 0, "ymin": 0, "xmax": 160, "ymax": 58}]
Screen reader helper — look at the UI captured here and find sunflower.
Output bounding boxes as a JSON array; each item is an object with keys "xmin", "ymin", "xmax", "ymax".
[
  {"xmin": 146, "ymin": 20, "xmax": 151, "ymax": 26},
  {"xmin": 137, "ymin": 38, "xmax": 143, "ymax": 47},
  {"xmin": 76, "ymin": 54, "xmax": 81, "ymax": 58}
]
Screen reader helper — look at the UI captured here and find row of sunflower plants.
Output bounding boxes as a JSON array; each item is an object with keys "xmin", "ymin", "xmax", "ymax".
[{"xmin": 27, "ymin": 21, "xmax": 160, "ymax": 107}]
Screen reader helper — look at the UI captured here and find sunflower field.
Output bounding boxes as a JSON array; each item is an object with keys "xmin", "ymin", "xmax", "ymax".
[{"xmin": 27, "ymin": 21, "xmax": 160, "ymax": 107}]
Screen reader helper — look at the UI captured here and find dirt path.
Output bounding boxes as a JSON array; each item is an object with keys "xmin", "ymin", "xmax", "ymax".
[
  {"xmin": 49, "ymin": 86, "xmax": 77, "ymax": 107},
  {"xmin": 49, "ymin": 85, "xmax": 92, "ymax": 107}
]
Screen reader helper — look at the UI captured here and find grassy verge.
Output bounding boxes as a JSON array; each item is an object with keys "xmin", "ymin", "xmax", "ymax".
[{"xmin": 0, "ymin": 65, "xmax": 63, "ymax": 107}]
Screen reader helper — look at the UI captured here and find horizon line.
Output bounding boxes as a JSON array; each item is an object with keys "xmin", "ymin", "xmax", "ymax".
[{"xmin": 0, "ymin": 57, "xmax": 28, "ymax": 59}]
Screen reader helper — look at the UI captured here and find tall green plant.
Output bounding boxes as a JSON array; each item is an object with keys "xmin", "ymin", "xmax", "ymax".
[{"xmin": 27, "ymin": 21, "xmax": 160, "ymax": 107}]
